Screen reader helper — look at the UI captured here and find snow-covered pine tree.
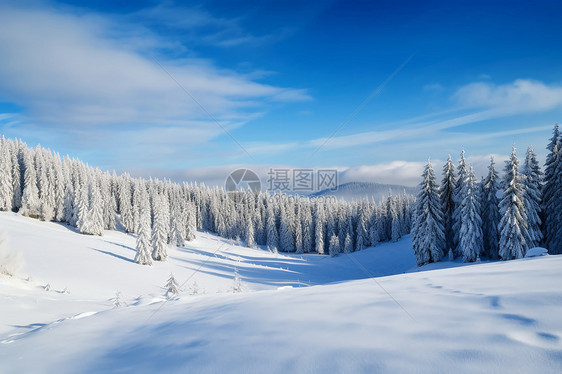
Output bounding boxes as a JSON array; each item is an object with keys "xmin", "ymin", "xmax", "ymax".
[
  {"xmin": 10, "ymin": 141, "xmax": 22, "ymax": 212},
  {"xmin": 343, "ymin": 233, "xmax": 353, "ymax": 254},
  {"xmin": 245, "ymin": 216, "xmax": 255, "ymax": 248},
  {"xmin": 498, "ymin": 146, "xmax": 529, "ymax": 260},
  {"xmin": 542, "ymin": 123, "xmax": 562, "ymax": 254},
  {"xmin": 0, "ymin": 140, "xmax": 13, "ymax": 211},
  {"xmin": 522, "ymin": 146, "xmax": 543, "ymax": 249},
  {"xmin": 266, "ymin": 204, "xmax": 279, "ymax": 252},
  {"xmin": 88, "ymin": 178, "xmax": 104, "ymax": 236},
  {"xmin": 134, "ymin": 185, "xmax": 152, "ymax": 266},
  {"xmin": 169, "ymin": 198, "xmax": 185, "ymax": 247},
  {"xmin": 439, "ymin": 155, "xmax": 456, "ymax": 254},
  {"xmin": 328, "ymin": 234, "xmax": 341, "ymax": 257},
  {"xmin": 452, "ymin": 149, "xmax": 468, "ymax": 257},
  {"xmin": 165, "ymin": 273, "xmax": 180, "ymax": 298},
  {"xmin": 314, "ymin": 204, "xmax": 325, "ymax": 254},
  {"xmin": 152, "ymin": 194, "xmax": 169, "ymax": 261},
  {"xmin": 185, "ymin": 201, "xmax": 196, "ymax": 241},
  {"xmin": 389, "ymin": 196, "xmax": 401, "ymax": 242},
  {"xmin": 412, "ymin": 160, "xmax": 446, "ymax": 266},
  {"xmin": 481, "ymin": 157, "xmax": 500, "ymax": 259},
  {"xmin": 302, "ymin": 205, "xmax": 313, "ymax": 252},
  {"xmin": 369, "ymin": 207, "xmax": 380, "ymax": 247},
  {"xmin": 118, "ymin": 175, "xmax": 134, "ymax": 233},
  {"xmin": 457, "ymin": 166, "xmax": 483, "ymax": 262},
  {"xmin": 278, "ymin": 206, "xmax": 294, "ymax": 252},
  {"xmin": 20, "ymin": 150, "xmax": 41, "ymax": 218}
]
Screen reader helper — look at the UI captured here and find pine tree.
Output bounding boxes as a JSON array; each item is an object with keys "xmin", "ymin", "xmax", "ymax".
[
  {"xmin": 134, "ymin": 187, "xmax": 153, "ymax": 265},
  {"xmin": 522, "ymin": 146, "xmax": 543, "ymax": 248},
  {"xmin": 439, "ymin": 155, "xmax": 456, "ymax": 253},
  {"xmin": 481, "ymin": 157, "xmax": 500, "ymax": 259},
  {"xmin": 279, "ymin": 207, "xmax": 294, "ymax": 252},
  {"xmin": 457, "ymin": 166, "xmax": 483, "ymax": 262},
  {"xmin": 152, "ymin": 194, "xmax": 169, "ymax": 261},
  {"xmin": 542, "ymin": 123, "xmax": 561, "ymax": 254},
  {"xmin": 343, "ymin": 233, "xmax": 353, "ymax": 254},
  {"xmin": 266, "ymin": 204, "xmax": 279, "ymax": 252},
  {"xmin": 88, "ymin": 179, "xmax": 104, "ymax": 236},
  {"xmin": 20, "ymin": 151, "xmax": 40, "ymax": 217},
  {"xmin": 245, "ymin": 217, "xmax": 255, "ymax": 248},
  {"xmin": 0, "ymin": 142, "xmax": 13, "ymax": 211},
  {"xmin": 185, "ymin": 202, "xmax": 196, "ymax": 241},
  {"xmin": 452, "ymin": 149, "xmax": 468, "ymax": 257},
  {"xmin": 498, "ymin": 146, "xmax": 528, "ymax": 260},
  {"xmin": 328, "ymin": 234, "xmax": 341, "ymax": 257},
  {"xmin": 314, "ymin": 204, "xmax": 325, "ymax": 254},
  {"xmin": 412, "ymin": 160, "xmax": 446, "ymax": 266},
  {"xmin": 165, "ymin": 273, "xmax": 180, "ymax": 298}
]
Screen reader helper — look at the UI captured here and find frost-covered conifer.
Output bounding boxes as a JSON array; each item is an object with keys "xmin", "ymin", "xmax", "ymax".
[
  {"xmin": 439, "ymin": 155, "xmax": 456, "ymax": 253},
  {"xmin": 152, "ymin": 194, "xmax": 169, "ymax": 261},
  {"xmin": 20, "ymin": 151, "xmax": 40, "ymax": 217},
  {"xmin": 314, "ymin": 204, "xmax": 325, "ymax": 254},
  {"xmin": 135, "ymin": 186, "xmax": 153, "ymax": 266},
  {"xmin": 452, "ymin": 149, "xmax": 468, "ymax": 257},
  {"xmin": 0, "ymin": 141, "xmax": 13, "ymax": 211},
  {"xmin": 542, "ymin": 123, "xmax": 561, "ymax": 254},
  {"xmin": 498, "ymin": 146, "xmax": 528, "ymax": 260},
  {"xmin": 185, "ymin": 202, "xmax": 197, "ymax": 241},
  {"xmin": 165, "ymin": 273, "xmax": 180, "ymax": 298},
  {"xmin": 412, "ymin": 160, "xmax": 445, "ymax": 266},
  {"xmin": 522, "ymin": 146, "xmax": 543, "ymax": 248},
  {"xmin": 343, "ymin": 233, "xmax": 353, "ymax": 254},
  {"xmin": 481, "ymin": 157, "xmax": 500, "ymax": 259},
  {"xmin": 329, "ymin": 234, "xmax": 341, "ymax": 257},
  {"xmin": 457, "ymin": 167, "xmax": 483, "ymax": 262},
  {"xmin": 266, "ymin": 205, "xmax": 279, "ymax": 252}
]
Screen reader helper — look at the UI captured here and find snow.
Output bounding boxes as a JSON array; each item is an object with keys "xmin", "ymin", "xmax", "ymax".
[
  {"xmin": 1, "ymin": 211, "xmax": 562, "ymax": 373},
  {"xmin": 525, "ymin": 247, "xmax": 548, "ymax": 258}
]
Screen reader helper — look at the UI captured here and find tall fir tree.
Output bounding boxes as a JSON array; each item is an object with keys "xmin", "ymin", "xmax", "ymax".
[
  {"xmin": 457, "ymin": 166, "xmax": 483, "ymax": 262},
  {"xmin": 135, "ymin": 187, "xmax": 153, "ymax": 265},
  {"xmin": 412, "ymin": 160, "xmax": 446, "ymax": 266},
  {"xmin": 522, "ymin": 146, "xmax": 543, "ymax": 248},
  {"xmin": 542, "ymin": 123, "xmax": 562, "ymax": 254},
  {"xmin": 152, "ymin": 194, "xmax": 169, "ymax": 261},
  {"xmin": 328, "ymin": 234, "xmax": 341, "ymax": 257},
  {"xmin": 452, "ymin": 149, "xmax": 468, "ymax": 257},
  {"xmin": 481, "ymin": 157, "xmax": 500, "ymax": 259},
  {"xmin": 439, "ymin": 155, "xmax": 456, "ymax": 253},
  {"xmin": 498, "ymin": 146, "xmax": 529, "ymax": 260}
]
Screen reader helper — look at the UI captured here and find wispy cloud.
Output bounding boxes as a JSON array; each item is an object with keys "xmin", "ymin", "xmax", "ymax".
[
  {"xmin": 240, "ymin": 79, "xmax": 562, "ymax": 157},
  {"xmin": 0, "ymin": 2, "xmax": 310, "ymax": 160},
  {"xmin": 453, "ymin": 79, "xmax": 562, "ymax": 114}
]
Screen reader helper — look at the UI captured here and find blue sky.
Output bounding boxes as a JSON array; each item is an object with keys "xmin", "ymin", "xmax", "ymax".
[{"xmin": 0, "ymin": 0, "xmax": 561, "ymax": 186}]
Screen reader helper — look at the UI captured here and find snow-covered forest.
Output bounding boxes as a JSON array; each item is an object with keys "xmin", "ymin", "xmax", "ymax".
[
  {"xmin": 0, "ymin": 135, "xmax": 414, "ymax": 264},
  {"xmin": 412, "ymin": 123, "xmax": 562, "ymax": 266}
]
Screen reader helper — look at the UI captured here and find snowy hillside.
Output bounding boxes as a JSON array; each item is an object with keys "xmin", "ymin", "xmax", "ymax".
[
  {"xmin": 1, "ymin": 211, "xmax": 562, "ymax": 373},
  {"xmin": 310, "ymin": 181, "xmax": 417, "ymax": 202}
]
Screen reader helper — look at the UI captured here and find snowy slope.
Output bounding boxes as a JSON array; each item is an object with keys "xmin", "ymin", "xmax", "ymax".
[{"xmin": 1, "ymin": 211, "xmax": 562, "ymax": 373}]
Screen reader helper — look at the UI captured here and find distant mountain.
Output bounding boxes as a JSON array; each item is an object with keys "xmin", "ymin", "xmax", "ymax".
[{"xmin": 309, "ymin": 182, "xmax": 417, "ymax": 202}]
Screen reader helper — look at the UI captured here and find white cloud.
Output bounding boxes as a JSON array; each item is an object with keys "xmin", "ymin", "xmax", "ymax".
[
  {"xmin": 0, "ymin": 4, "xmax": 310, "ymax": 130},
  {"xmin": 126, "ymin": 153, "xmax": 514, "ymax": 190},
  {"xmin": 453, "ymin": 79, "xmax": 562, "ymax": 114}
]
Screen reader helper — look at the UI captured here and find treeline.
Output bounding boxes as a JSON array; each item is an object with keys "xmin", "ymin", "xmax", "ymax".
[
  {"xmin": 412, "ymin": 123, "xmax": 562, "ymax": 266},
  {"xmin": 0, "ymin": 136, "xmax": 415, "ymax": 265}
]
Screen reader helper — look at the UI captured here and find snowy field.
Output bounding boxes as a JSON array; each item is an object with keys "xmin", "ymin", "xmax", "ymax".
[{"xmin": 1, "ymin": 211, "xmax": 562, "ymax": 373}]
